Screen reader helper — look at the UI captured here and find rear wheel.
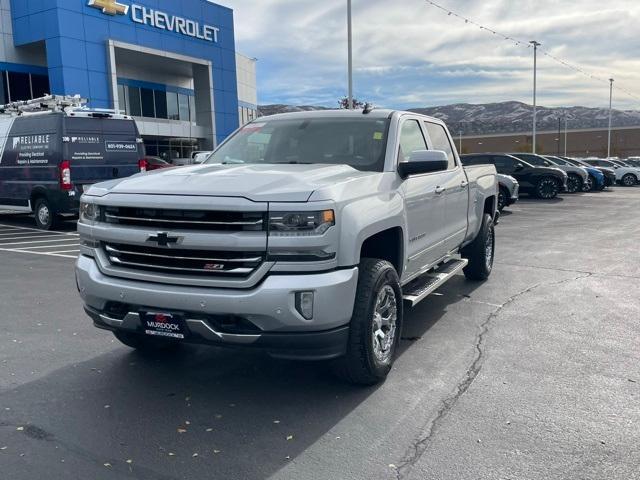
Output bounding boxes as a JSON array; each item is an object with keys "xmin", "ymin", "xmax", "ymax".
[
  {"xmin": 333, "ymin": 258, "xmax": 402, "ymax": 385},
  {"xmin": 566, "ymin": 174, "xmax": 583, "ymax": 193},
  {"xmin": 462, "ymin": 214, "xmax": 495, "ymax": 281},
  {"xmin": 113, "ymin": 331, "xmax": 181, "ymax": 352},
  {"xmin": 33, "ymin": 197, "xmax": 58, "ymax": 230},
  {"xmin": 622, "ymin": 173, "xmax": 637, "ymax": 187},
  {"xmin": 535, "ymin": 177, "xmax": 560, "ymax": 199}
]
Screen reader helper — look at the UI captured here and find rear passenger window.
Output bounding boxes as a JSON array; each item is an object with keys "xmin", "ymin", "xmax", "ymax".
[
  {"xmin": 398, "ymin": 120, "xmax": 427, "ymax": 163},
  {"xmin": 424, "ymin": 122, "xmax": 456, "ymax": 169}
]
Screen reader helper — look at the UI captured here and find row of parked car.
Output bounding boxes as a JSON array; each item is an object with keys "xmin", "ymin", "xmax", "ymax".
[{"xmin": 461, "ymin": 153, "xmax": 639, "ymax": 211}]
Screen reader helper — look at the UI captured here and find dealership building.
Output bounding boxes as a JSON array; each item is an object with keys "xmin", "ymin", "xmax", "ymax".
[{"xmin": 0, "ymin": 0, "xmax": 257, "ymax": 159}]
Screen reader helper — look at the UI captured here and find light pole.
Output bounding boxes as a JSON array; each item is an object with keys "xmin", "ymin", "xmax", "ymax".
[
  {"xmin": 607, "ymin": 78, "xmax": 614, "ymax": 158},
  {"xmin": 347, "ymin": 0, "xmax": 353, "ymax": 110},
  {"xmin": 530, "ymin": 41, "xmax": 541, "ymax": 154},
  {"xmin": 459, "ymin": 131, "xmax": 463, "ymax": 153},
  {"xmin": 564, "ymin": 116, "xmax": 568, "ymax": 157}
]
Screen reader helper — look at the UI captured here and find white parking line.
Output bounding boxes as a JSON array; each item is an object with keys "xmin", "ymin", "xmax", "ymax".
[
  {"xmin": 18, "ymin": 243, "xmax": 79, "ymax": 250},
  {"xmin": 48, "ymin": 250, "xmax": 80, "ymax": 255},
  {"xmin": 0, "ymin": 223, "xmax": 78, "ymax": 236},
  {"xmin": 0, "ymin": 247, "xmax": 78, "ymax": 259},
  {"xmin": 0, "ymin": 234, "xmax": 70, "ymax": 242}
]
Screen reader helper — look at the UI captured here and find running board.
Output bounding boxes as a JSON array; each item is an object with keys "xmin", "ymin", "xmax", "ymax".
[{"xmin": 402, "ymin": 258, "xmax": 468, "ymax": 307}]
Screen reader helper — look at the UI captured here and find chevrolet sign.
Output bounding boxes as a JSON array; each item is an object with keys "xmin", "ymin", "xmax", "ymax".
[{"xmin": 88, "ymin": 1, "xmax": 220, "ymax": 43}]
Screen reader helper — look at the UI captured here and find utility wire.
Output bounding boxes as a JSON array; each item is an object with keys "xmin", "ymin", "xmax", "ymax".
[{"xmin": 425, "ymin": 0, "xmax": 640, "ymax": 106}]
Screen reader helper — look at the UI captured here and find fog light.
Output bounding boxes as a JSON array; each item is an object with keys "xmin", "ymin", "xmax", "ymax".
[{"xmin": 295, "ymin": 291, "xmax": 314, "ymax": 320}]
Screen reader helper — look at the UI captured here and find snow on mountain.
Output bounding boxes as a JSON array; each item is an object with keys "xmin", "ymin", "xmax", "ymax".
[{"xmin": 258, "ymin": 101, "xmax": 640, "ymax": 135}]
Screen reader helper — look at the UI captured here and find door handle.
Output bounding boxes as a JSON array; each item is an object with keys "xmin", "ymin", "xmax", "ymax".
[
  {"xmin": 435, "ymin": 186, "xmax": 446, "ymax": 194},
  {"xmin": 461, "ymin": 181, "xmax": 469, "ymax": 188}
]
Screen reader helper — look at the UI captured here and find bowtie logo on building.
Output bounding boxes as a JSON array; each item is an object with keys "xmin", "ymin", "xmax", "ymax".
[{"xmin": 88, "ymin": 0, "xmax": 129, "ymax": 16}]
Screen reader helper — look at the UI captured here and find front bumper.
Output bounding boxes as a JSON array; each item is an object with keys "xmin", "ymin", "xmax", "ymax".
[{"xmin": 75, "ymin": 255, "xmax": 358, "ymax": 360}]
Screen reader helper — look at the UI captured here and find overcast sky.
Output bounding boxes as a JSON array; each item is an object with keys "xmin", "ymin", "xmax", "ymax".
[{"xmin": 221, "ymin": 0, "xmax": 640, "ymax": 110}]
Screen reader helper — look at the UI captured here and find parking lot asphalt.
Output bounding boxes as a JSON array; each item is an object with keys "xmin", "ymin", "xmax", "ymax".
[{"xmin": 1, "ymin": 188, "xmax": 639, "ymax": 480}]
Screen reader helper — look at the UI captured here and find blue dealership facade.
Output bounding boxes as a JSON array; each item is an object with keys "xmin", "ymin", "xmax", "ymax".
[{"xmin": 0, "ymin": 0, "xmax": 257, "ymax": 158}]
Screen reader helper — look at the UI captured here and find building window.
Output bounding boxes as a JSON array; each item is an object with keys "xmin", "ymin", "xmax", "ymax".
[
  {"xmin": 0, "ymin": 72, "xmax": 7, "ymax": 104},
  {"xmin": 140, "ymin": 88, "xmax": 155, "ymax": 118},
  {"xmin": 154, "ymin": 90, "xmax": 168, "ymax": 119},
  {"xmin": 31, "ymin": 74, "xmax": 50, "ymax": 98},
  {"xmin": 8, "ymin": 72, "xmax": 31, "ymax": 101},
  {"xmin": 178, "ymin": 93, "xmax": 190, "ymax": 122},
  {"xmin": 189, "ymin": 95, "xmax": 196, "ymax": 123},
  {"xmin": 166, "ymin": 92, "xmax": 179, "ymax": 120},
  {"xmin": 127, "ymin": 86, "xmax": 142, "ymax": 117},
  {"xmin": 117, "ymin": 84, "xmax": 127, "ymax": 113}
]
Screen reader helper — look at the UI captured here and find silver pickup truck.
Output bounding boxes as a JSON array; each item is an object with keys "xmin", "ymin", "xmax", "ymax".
[{"xmin": 76, "ymin": 109, "xmax": 498, "ymax": 384}]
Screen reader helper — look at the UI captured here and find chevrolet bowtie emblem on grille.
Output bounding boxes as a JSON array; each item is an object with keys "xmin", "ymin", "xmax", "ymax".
[
  {"xmin": 88, "ymin": 0, "xmax": 129, "ymax": 16},
  {"xmin": 147, "ymin": 232, "xmax": 181, "ymax": 247}
]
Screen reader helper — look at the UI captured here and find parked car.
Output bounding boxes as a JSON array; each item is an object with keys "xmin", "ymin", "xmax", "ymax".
[
  {"xmin": 583, "ymin": 159, "xmax": 639, "ymax": 186},
  {"xmin": 545, "ymin": 156, "xmax": 604, "ymax": 191},
  {"xmin": 496, "ymin": 174, "xmax": 519, "ymax": 211},
  {"xmin": 461, "ymin": 153, "xmax": 567, "ymax": 199},
  {"xmin": 561, "ymin": 157, "xmax": 612, "ymax": 189},
  {"xmin": 509, "ymin": 153, "xmax": 587, "ymax": 193},
  {"xmin": 0, "ymin": 95, "xmax": 145, "ymax": 229},
  {"xmin": 625, "ymin": 159, "xmax": 640, "ymax": 168},
  {"xmin": 143, "ymin": 156, "xmax": 172, "ymax": 171},
  {"xmin": 76, "ymin": 109, "xmax": 499, "ymax": 385}
]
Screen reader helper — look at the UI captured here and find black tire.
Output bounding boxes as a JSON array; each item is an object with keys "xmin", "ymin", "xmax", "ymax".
[
  {"xmin": 621, "ymin": 173, "xmax": 637, "ymax": 187},
  {"xmin": 462, "ymin": 214, "xmax": 495, "ymax": 281},
  {"xmin": 333, "ymin": 258, "xmax": 403, "ymax": 385},
  {"xmin": 535, "ymin": 177, "xmax": 560, "ymax": 199},
  {"xmin": 497, "ymin": 186, "xmax": 509, "ymax": 211},
  {"xmin": 33, "ymin": 197, "xmax": 58, "ymax": 230},
  {"xmin": 113, "ymin": 331, "xmax": 181, "ymax": 352},
  {"xmin": 566, "ymin": 174, "xmax": 583, "ymax": 194}
]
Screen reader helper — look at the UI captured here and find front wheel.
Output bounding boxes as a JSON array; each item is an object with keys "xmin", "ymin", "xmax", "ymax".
[
  {"xmin": 498, "ymin": 186, "xmax": 509, "ymax": 211},
  {"xmin": 333, "ymin": 258, "xmax": 402, "ymax": 385},
  {"xmin": 535, "ymin": 177, "xmax": 560, "ymax": 199},
  {"xmin": 621, "ymin": 173, "xmax": 637, "ymax": 187},
  {"xmin": 462, "ymin": 214, "xmax": 495, "ymax": 281},
  {"xmin": 566, "ymin": 174, "xmax": 583, "ymax": 194}
]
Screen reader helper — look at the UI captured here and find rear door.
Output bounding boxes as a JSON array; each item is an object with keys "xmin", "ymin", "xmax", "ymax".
[
  {"xmin": 423, "ymin": 121, "xmax": 468, "ymax": 252},
  {"xmin": 63, "ymin": 116, "xmax": 142, "ymax": 186}
]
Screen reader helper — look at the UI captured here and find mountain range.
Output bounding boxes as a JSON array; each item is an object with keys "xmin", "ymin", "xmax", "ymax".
[{"xmin": 258, "ymin": 101, "xmax": 640, "ymax": 136}]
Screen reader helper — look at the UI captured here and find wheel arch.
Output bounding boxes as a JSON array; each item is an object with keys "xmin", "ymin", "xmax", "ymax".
[{"xmin": 359, "ymin": 227, "xmax": 404, "ymax": 275}]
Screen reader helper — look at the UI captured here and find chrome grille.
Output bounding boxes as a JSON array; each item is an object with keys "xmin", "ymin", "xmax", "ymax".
[
  {"xmin": 104, "ymin": 243, "xmax": 264, "ymax": 277},
  {"xmin": 103, "ymin": 207, "xmax": 266, "ymax": 232}
]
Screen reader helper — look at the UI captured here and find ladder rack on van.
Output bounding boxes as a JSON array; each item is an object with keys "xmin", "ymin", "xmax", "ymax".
[{"xmin": 0, "ymin": 94, "xmax": 89, "ymax": 115}]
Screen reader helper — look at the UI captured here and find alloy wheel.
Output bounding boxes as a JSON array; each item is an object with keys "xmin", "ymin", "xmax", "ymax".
[{"xmin": 371, "ymin": 285, "xmax": 398, "ymax": 364}]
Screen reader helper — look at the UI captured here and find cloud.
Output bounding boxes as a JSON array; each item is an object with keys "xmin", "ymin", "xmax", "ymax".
[{"xmin": 220, "ymin": 0, "xmax": 640, "ymax": 109}]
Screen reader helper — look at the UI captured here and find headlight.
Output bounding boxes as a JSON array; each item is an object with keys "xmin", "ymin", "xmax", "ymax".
[
  {"xmin": 269, "ymin": 210, "xmax": 335, "ymax": 236},
  {"xmin": 79, "ymin": 201, "xmax": 100, "ymax": 223}
]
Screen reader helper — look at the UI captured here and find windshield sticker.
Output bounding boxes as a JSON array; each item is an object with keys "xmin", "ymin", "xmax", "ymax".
[{"xmin": 373, "ymin": 132, "xmax": 384, "ymax": 140}]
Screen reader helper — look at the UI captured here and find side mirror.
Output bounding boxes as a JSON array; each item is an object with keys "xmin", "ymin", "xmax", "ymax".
[
  {"xmin": 515, "ymin": 163, "xmax": 525, "ymax": 171},
  {"xmin": 398, "ymin": 150, "xmax": 449, "ymax": 178}
]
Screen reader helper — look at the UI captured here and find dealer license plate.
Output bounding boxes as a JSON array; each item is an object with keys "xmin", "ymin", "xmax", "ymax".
[{"xmin": 142, "ymin": 312, "xmax": 186, "ymax": 340}]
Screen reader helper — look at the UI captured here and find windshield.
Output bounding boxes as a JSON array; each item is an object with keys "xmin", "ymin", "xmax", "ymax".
[{"xmin": 205, "ymin": 117, "xmax": 390, "ymax": 172}]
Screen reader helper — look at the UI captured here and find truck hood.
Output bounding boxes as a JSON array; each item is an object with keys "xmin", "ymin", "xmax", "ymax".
[{"xmin": 87, "ymin": 163, "xmax": 378, "ymax": 202}]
